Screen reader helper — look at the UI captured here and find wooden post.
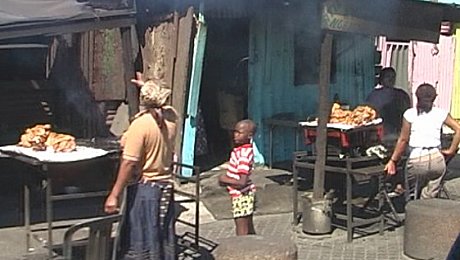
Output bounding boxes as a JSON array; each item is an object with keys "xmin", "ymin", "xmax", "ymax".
[
  {"xmin": 120, "ymin": 26, "xmax": 139, "ymax": 118},
  {"xmin": 313, "ymin": 32, "xmax": 333, "ymax": 200}
]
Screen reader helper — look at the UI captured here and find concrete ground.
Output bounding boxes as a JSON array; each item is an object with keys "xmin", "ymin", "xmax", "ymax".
[{"xmin": 1, "ymin": 157, "xmax": 460, "ymax": 260}]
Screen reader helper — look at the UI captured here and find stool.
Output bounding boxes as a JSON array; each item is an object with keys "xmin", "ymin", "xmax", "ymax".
[
  {"xmin": 405, "ymin": 153, "xmax": 457, "ymax": 201},
  {"xmin": 212, "ymin": 235, "xmax": 297, "ymax": 260},
  {"xmin": 404, "ymin": 199, "xmax": 460, "ymax": 260},
  {"xmin": 405, "ymin": 167, "xmax": 452, "ymax": 201}
]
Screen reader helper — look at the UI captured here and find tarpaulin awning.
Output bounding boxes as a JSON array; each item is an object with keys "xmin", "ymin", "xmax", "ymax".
[
  {"xmin": 321, "ymin": 0, "xmax": 460, "ymax": 43},
  {"xmin": 0, "ymin": 0, "xmax": 136, "ymax": 40}
]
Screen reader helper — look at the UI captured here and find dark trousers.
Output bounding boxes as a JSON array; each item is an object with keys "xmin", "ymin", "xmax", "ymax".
[
  {"xmin": 447, "ymin": 233, "xmax": 460, "ymax": 260},
  {"xmin": 119, "ymin": 182, "xmax": 176, "ymax": 260}
]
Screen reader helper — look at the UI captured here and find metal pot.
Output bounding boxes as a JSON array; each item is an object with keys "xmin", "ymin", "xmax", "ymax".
[{"xmin": 302, "ymin": 191, "xmax": 334, "ymax": 234}]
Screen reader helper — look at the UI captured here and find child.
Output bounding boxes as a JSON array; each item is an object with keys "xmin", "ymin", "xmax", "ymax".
[{"xmin": 218, "ymin": 119, "xmax": 256, "ymax": 236}]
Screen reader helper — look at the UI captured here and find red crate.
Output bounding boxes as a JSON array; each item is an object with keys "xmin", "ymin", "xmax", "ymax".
[{"xmin": 303, "ymin": 123, "xmax": 384, "ymax": 150}]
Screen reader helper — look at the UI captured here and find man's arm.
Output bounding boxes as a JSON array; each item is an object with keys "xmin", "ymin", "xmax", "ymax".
[
  {"xmin": 104, "ymin": 159, "xmax": 140, "ymax": 213},
  {"xmin": 443, "ymin": 114, "xmax": 460, "ymax": 156},
  {"xmin": 111, "ymin": 159, "xmax": 139, "ymax": 197},
  {"xmin": 385, "ymin": 118, "xmax": 410, "ymax": 175},
  {"xmin": 105, "ymin": 118, "xmax": 144, "ymax": 213}
]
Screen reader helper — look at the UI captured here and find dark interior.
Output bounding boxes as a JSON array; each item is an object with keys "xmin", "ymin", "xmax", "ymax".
[{"xmin": 195, "ymin": 17, "xmax": 250, "ymax": 170}]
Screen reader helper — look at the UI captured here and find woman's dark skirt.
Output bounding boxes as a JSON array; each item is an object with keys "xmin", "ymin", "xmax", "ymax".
[{"xmin": 118, "ymin": 181, "xmax": 176, "ymax": 260}]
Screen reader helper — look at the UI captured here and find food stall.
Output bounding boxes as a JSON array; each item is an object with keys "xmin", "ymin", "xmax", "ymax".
[
  {"xmin": 293, "ymin": 103, "xmax": 402, "ymax": 242},
  {"xmin": 0, "ymin": 124, "xmax": 120, "ymax": 258}
]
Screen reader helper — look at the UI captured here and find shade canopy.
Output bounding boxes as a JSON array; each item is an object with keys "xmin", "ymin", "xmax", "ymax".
[{"xmin": 0, "ymin": 0, "xmax": 136, "ymax": 40}]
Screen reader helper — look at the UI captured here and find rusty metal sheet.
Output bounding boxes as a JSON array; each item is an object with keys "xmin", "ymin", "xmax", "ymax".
[{"xmin": 140, "ymin": 17, "xmax": 176, "ymax": 89}]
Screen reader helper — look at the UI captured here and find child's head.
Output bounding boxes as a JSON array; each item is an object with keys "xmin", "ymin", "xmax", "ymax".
[{"xmin": 233, "ymin": 119, "xmax": 256, "ymax": 146}]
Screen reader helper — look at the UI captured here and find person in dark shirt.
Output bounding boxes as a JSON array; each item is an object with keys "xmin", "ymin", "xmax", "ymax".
[
  {"xmin": 366, "ymin": 67, "xmax": 411, "ymax": 194},
  {"xmin": 366, "ymin": 67, "xmax": 411, "ymax": 145}
]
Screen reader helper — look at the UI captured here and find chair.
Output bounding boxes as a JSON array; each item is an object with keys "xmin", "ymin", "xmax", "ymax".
[
  {"xmin": 173, "ymin": 162, "xmax": 202, "ymax": 248},
  {"xmin": 62, "ymin": 214, "xmax": 122, "ymax": 260},
  {"xmin": 404, "ymin": 163, "xmax": 419, "ymax": 202}
]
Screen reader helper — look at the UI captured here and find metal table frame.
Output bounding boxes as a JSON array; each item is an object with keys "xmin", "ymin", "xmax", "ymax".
[
  {"xmin": 2, "ymin": 151, "xmax": 118, "ymax": 259},
  {"xmin": 292, "ymin": 154, "xmax": 401, "ymax": 242}
]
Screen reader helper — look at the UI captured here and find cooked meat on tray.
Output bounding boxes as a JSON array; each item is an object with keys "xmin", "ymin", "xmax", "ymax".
[
  {"xmin": 329, "ymin": 103, "xmax": 377, "ymax": 126},
  {"xmin": 18, "ymin": 124, "xmax": 76, "ymax": 152},
  {"xmin": 45, "ymin": 132, "xmax": 76, "ymax": 152}
]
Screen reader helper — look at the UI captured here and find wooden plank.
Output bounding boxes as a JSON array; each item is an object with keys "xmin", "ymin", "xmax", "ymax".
[
  {"xmin": 80, "ymin": 32, "xmax": 90, "ymax": 92},
  {"xmin": 313, "ymin": 32, "xmax": 333, "ymax": 200},
  {"xmin": 181, "ymin": 6, "xmax": 207, "ymax": 177},
  {"xmin": 93, "ymin": 29, "xmax": 126, "ymax": 101},
  {"xmin": 88, "ymin": 31, "xmax": 95, "ymax": 97},
  {"xmin": 120, "ymin": 26, "xmax": 138, "ymax": 118},
  {"xmin": 172, "ymin": 7, "xmax": 194, "ymax": 161}
]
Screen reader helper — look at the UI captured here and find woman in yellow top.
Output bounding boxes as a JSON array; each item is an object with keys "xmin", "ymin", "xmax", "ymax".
[{"xmin": 104, "ymin": 72, "xmax": 178, "ymax": 259}]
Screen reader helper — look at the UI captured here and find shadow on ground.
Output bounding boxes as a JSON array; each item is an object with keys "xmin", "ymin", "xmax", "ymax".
[
  {"xmin": 25, "ymin": 232, "xmax": 219, "ymax": 260},
  {"xmin": 177, "ymin": 232, "xmax": 219, "ymax": 260}
]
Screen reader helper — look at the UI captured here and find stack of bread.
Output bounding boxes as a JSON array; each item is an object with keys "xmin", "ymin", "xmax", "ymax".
[
  {"xmin": 329, "ymin": 103, "xmax": 377, "ymax": 126},
  {"xmin": 18, "ymin": 124, "xmax": 76, "ymax": 152}
]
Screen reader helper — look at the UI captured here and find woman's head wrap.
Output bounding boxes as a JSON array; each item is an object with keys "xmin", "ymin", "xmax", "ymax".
[{"xmin": 139, "ymin": 79, "xmax": 171, "ymax": 108}]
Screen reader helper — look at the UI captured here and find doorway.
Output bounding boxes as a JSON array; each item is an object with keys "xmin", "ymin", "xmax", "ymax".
[{"xmin": 195, "ymin": 18, "xmax": 250, "ymax": 170}]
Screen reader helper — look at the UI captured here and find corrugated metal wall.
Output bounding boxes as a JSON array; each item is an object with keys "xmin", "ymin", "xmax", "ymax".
[
  {"xmin": 409, "ymin": 35, "xmax": 455, "ymax": 110},
  {"xmin": 248, "ymin": 10, "xmax": 375, "ymax": 162},
  {"xmin": 330, "ymin": 36, "xmax": 376, "ymax": 108},
  {"xmin": 379, "ymin": 40, "xmax": 410, "ymax": 94}
]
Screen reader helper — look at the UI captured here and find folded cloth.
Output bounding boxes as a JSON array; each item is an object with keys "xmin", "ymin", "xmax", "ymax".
[{"xmin": 365, "ymin": 145, "xmax": 388, "ymax": 159}]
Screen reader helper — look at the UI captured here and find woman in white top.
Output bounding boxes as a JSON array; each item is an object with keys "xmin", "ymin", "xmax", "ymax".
[{"xmin": 385, "ymin": 83, "xmax": 460, "ymax": 199}]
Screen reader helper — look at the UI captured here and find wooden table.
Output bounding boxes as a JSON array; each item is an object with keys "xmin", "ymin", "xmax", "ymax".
[{"xmin": 292, "ymin": 153, "xmax": 401, "ymax": 242}]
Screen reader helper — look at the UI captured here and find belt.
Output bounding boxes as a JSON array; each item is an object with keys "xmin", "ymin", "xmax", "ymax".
[
  {"xmin": 139, "ymin": 177, "xmax": 173, "ymax": 186},
  {"xmin": 410, "ymin": 146, "xmax": 440, "ymax": 150},
  {"xmin": 408, "ymin": 147, "xmax": 442, "ymax": 159}
]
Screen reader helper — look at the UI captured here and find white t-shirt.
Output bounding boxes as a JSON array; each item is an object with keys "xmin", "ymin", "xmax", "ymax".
[{"xmin": 404, "ymin": 107, "xmax": 448, "ymax": 157}]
